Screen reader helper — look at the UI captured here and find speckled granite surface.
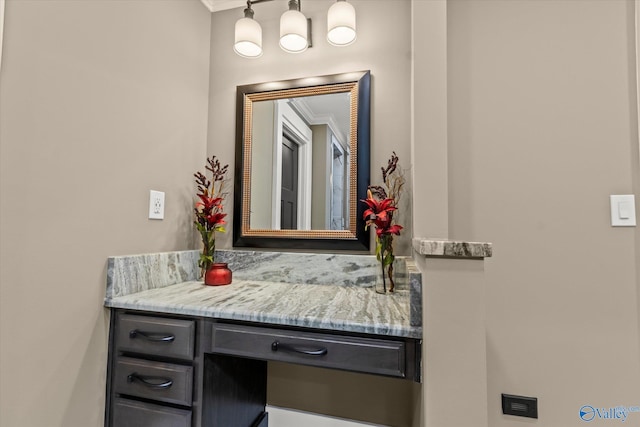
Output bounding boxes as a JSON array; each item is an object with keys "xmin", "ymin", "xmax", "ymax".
[
  {"xmin": 105, "ymin": 280, "xmax": 420, "ymax": 338},
  {"xmin": 106, "ymin": 250, "xmax": 200, "ymax": 299},
  {"xmin": 105, "ymin": 249, "xmax": 422, "ymax": 339},
  {"xmin": 106, "ymin": 249, "xmax": 414, "ymax": 299},
  {"xmin": 215, "ymin": 249, "xmax": 409, "ymax": 288},
  {"xmin": 412, "ymin": 238, "xmax": 492, "ymax": 259}
]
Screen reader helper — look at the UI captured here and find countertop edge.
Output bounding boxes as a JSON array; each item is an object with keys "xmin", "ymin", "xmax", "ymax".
[
  {"xmin": 412, "ymin": 238, "xmax": 493, "ymax": 259},
  {"xmin": 104, "ymin": 294, "xmax": 422, "ymax": 340}
]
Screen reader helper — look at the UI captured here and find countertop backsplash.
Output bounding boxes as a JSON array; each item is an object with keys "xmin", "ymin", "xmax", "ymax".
[
  {"xmin": 105, "ymin": 248, "xmax": 423, "ymax": 329},
  {"xmin": 106, "ymin": 249, "xmax": 415, "ymax": 298}
]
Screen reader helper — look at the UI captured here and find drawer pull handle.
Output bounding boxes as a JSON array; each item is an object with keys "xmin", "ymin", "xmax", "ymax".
[
  {"xmin": 129, "ymin": 329, "xmax": 175, "ymax": 342},
  {"xmin": 271, "ymin": 341, "xmax": 328, "ymax": 356},
  {"xmin": 127, "ymin": 372, "xmax": 173, "ymax": 389}
]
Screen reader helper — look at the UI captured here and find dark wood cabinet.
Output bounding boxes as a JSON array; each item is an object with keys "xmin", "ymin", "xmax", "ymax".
[
  {"xmin": 211, "ymin": 323, "xmax": 409, "ymax": 378},
  {"xmin": 112, "ymin": 398, "xmax": 192, "ymax": 427},
  {"xmin": 106, "ymin": 310, "xmax": 268, "ymax": 427},
  {"xmin": 106, "ymin": 311, "xmax": 202, "ymax": 427},
  {"xmin": 202, "ymin": 354, "xmax": 267, "ymax": 427},
  {"xmin": 113, "ymin": 357, "xmax": 194, "ymax": 406},
  {"xmin": 105, "ymin": 309, "xmax": 420, "ymax": 426},
  {"xmin": 115, "ymin": 314, "xmax": 196, "ymax": 360}
]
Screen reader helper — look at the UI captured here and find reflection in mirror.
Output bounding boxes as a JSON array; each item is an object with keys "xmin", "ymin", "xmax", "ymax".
[
  {"xmin": 250, "ymin": 93, "xmax": 351, "ymax": 231},
  {"xmin": 234, "ymin": 71, "xmax": 370, "ymax": 250}
]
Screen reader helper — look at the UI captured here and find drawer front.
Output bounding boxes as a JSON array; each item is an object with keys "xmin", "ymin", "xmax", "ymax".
[
  {"xmin": 116, "ymin": 313, "xmax": 195, "ymax": 360},
  {"xmin": 211, "ymin": 323, "xmax": 406, "ymax": 378},
  {"xmin": 112, "ymin": 397, "xmax": 192, "ymax": 427},
  {"xmin": 114, "ymin": 357, "xmax": 193, "ymax": 406}
]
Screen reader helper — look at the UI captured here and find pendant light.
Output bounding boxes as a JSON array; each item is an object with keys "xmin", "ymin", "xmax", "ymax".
[
  {"xmin": 279, "ymin": 0, "xmax": 308, "ymax": 54},
  {"xmin": 234, "ymin": 2, "xmax": 263, "ymax": 58},
  {"xmin": 327, "ymin": 0, "xmax": 356, "ymax": 47}
]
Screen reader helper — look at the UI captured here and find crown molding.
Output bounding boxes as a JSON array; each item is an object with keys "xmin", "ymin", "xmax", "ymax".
[{"xmin": 200, "ymin": 0, "xmax": 246, "ymax": 13}]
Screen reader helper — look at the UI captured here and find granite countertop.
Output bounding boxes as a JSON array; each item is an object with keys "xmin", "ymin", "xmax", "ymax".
[
  {"xmin": 412, "ymin": 238, "xmax": 492, "ymax": 259},
  {"xmin": 103, "ymin": 240, "xmax": 492, "ymax": 340},
  {"xmin": 104, "ymin": 250, "xmax": 422, "ymax": 339},
  {"xmin": 105, "ymin": 278, "xmax": 420, "ymax": 338}
]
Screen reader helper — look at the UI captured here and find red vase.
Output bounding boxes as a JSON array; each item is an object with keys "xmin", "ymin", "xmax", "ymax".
[{"xmin": 204, "ymin": 263, "xmax": 232, "ymax": 286}]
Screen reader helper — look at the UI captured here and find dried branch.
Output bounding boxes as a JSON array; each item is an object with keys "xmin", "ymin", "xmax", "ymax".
[
  {"xmin": 381, "ymin": 151, "xmax": 399, "ymax": 185},
  {"xmin": 367, "ymin": 185, "xmax": 387, "ymax": 200}
]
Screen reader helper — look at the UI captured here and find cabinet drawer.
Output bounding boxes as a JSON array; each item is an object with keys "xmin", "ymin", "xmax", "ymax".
[
  {"xmin": 116, "ymin": 313, "xmax": 195, "ymax": 360},
  {"xmin": 211, "ymin": 323, "xmax": 406, "ymax": 378},
  {"xmin": 112, "ymin": 397, "xmax": 192, "ymax": 427},
  {"xmin": 114, "ymin": 357, "xmax": 193, "ymax": 406}
]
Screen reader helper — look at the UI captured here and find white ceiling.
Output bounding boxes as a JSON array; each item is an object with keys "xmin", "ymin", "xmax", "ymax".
[
  {"xmin": 289, "ymin": 93, "xmax": 351, "ymax": 147},
  {"xmin": 200, "ymin": 0, "xmax": 246, "ymax": 13}
]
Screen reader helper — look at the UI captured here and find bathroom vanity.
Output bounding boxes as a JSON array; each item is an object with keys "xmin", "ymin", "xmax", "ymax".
[{"xmin": 103, "ymin": 249, "xmax": 423, "ymax": 427}]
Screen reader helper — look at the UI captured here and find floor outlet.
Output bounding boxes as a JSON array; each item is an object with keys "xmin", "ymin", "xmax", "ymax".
[
  {"xmin": 149, "ymin": 190, "xmax": 165, "ymax": 220},
  {"xmin": 502, "ymin": 394, "xmax": 538, "ymax": 419}
]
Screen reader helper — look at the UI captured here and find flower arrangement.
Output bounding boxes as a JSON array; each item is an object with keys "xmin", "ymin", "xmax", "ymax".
[
  {"xmin": 194, "ymin": 156, "xmax": 229, "ymax": 277},
  {"xmin": 362, "ymin": 152, "xmax": 404, "ymax": 293}
]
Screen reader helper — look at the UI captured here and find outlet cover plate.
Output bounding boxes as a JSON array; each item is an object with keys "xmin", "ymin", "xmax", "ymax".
[{"xmin": 149, "ymin": 190, "xmax": 165, "ymax": 220}]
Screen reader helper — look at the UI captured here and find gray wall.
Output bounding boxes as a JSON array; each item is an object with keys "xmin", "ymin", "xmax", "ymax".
[
  {"xmin": 1, "ymin": 1, "xmax": 638, "ymax": 427},
  {"xmin": 446, "ymin": 0, "xmax": 640, "ymax": 426},
  {"xmin": 311, "ymin": 124, "xmax": 330, "ymax": 229},
  {"xmin": 250, "ymin": 101, "xmax": 275, "ymax": 228},
  {"xmin": 0, "ymin": 1, "xmax": 211, "ymax": 426},
  {"xmin": 209, "ymin": 0, "xmax": 413, "ymax": 254},
  {"xmin": 209, "ymin": 1, "xmax": 417, "ymax": 426}
]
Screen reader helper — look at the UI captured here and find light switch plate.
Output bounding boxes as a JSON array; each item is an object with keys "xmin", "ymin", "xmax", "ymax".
[{"xmin": 610, "ymin": 195, "xmax": 636, "ymax": 227}]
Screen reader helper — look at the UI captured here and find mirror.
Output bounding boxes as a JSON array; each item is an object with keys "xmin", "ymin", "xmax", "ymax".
[{"xmin": 233, "ymin": 71, "xmax": 371, "ymax": 250}]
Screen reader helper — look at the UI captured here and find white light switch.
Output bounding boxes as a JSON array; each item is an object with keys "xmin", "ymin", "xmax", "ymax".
[
  {"xmin": 610, "ymin": 195, "xmax": 636, "ymax": 227},
  {"xmin": 618, "ymin": 201, "xmax": 631, "ymax": 219}
]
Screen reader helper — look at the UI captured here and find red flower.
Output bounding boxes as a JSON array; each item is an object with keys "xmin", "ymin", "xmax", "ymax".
[
  {"xmin": 206, "ymin": 212, "xmax": 227, "ymax": 227},
  {"xmin": 362, "ymin": 153, "xmax": 404, "ymax": 293},
  {"xmin": 198, "ymin": 195, "xmax": 222, "ymax": 212},
  {"xmin": 361, "ymin": 195, "xmax": 402, "ymax": 237},
  {"xmin": 386, "ymin": 224, "xmax": 403, "ymax": 235},
  {"xmin": 194, "ymin": 156, "xmax": 229, "ymax": 275},
  {"xmin": 362, "ymin": 197, "xmax": 396, "ymax": 220}
]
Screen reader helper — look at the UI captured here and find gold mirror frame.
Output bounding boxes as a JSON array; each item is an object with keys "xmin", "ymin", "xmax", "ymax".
[{"xmin": 233, "ymin": 71, "xmax": 371, "ymax": 250}]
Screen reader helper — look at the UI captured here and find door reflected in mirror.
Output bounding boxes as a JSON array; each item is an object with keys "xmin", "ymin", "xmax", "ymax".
[
  {"xmin": 233, "ymin": 71, "xmax": 370, "ymax": 250},
  {"xmin": 250, "ymin": 93, "xmax": 351, "ymax": 231}
]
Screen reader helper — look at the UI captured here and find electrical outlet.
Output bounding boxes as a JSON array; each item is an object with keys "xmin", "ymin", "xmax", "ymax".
[
  {"xmin": 502, "ymin": 394, "xmax": 538, "ymax": 419},
  {"xmin": 149, "ymin": 190, "xmax": 165, "ymax": 220}
]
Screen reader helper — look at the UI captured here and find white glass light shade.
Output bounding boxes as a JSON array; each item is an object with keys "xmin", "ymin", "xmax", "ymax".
[
  {"xmin": 279, "ymin": 9, "xmax": 308, "ymax": 53},
  {"xmin": 234, "ymin": 17, "xmax": 262, "ymax": 58},
  {"xmin": 327, "ymin": 1, "xmax": 356, "ymax": 46}
]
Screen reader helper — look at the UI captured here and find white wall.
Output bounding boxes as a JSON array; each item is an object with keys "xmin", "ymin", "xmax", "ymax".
[{"xmin": 0, "ymin": 1, "xmax": 211, "ymax": 426}]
